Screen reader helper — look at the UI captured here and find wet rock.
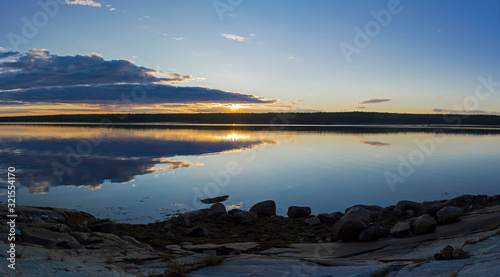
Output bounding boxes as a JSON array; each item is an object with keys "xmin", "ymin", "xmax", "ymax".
[
  {"xmin": 333, "ymin": 207, "xmax": 370, "ymax": 241},
  {"xmin": 287, "ymin": 206, "xmax": 311, "ymax": 218},
  {"xmin": 250, "ymin": 200, "xmax": 276, "ymax": 216},
  {"xmin": 441, "ymin": 245, "xmax": 454, "ymax": 260},
  {"xmin": 453, "ymin": 248, "xmax": 470, "ymax": 259},
  {"xmin": 316, "ymin": 213, "xmax": 337, "ymax": 224},
  {"xmin": 395, "ymin": 200, "xmax": 421, "ymax": 216},
  {"xmin": 346, "ymin": 205, "xmax": 384, "ymax": 219},
  {"xmin": 183, "ymin": 225, "xmax": 209, "ymax": 236},
  {"xmin": 208, "ymin": 203, "xmax": 227, "ymax": 218},
  {"xmin": 304, "ymin": 217, "xmax": 321, "ymax": 226},
  {"xmin": 182, "ymin": 210, "xmax": 205, "ymax": 224},
  {"xmin": 390, "ymin": 220, "xmax": 413, "ymax": 238},
  {"xmin": 22, "ymin": 227, "xmax": 82, "ymax": 249},
  {"xmin": 411, "ymin": 214, "xmax": 437, "ymax": 235},
  {"xmin": 419, "ymin": 201, "xmax": 446, "ymax": 218},
  {"xmin": 88, "ymin": 219, "xmax": 127, "ymax": 236},
  {"xmin": 233, "ymin": 211, "xmax": 258, "ymax": 225},
  {"xmin": 437, "ymin": 206, "xmax": 461, "ymax": 224}
]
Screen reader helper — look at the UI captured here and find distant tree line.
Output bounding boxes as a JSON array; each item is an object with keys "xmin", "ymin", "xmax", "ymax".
[{"xmin": 1, "ymin": 112, "xmax": 500, "ymax": 126}]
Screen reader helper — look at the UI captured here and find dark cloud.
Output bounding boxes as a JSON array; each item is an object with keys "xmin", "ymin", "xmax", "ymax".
[
  {"xmin": 0, "ymin": 49, "xmax": 191, "ymax": 90},
  {"xmin": 0, "ymin": 84, "xmax": 275, "ymax": 104},
  {"xmin": 359, "ymin": 98, "xmax": 392, "ymax": 104},
  {"xmin": 0, "ymin": 51, "xmax": 19, "ymax": 59},
  {"xmin": 359, "ymin": 140, "xmax": 392, "ymax": 147},
  {"xmin": 0, "ymin": 49, "xmax": 276, "ymax": 106}
]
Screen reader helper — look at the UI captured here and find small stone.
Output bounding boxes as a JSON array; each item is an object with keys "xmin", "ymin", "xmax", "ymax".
[
  {"xmin": 441, "ymin": 245, "xmax": 454, "ymax": 260},
  {"xmin": 452, "ymin": 248, "xmax": 470, "ymax": 259},
  {"xmin": 287, "ymin": 206, "xmax": 312, "ymax": 218},
  {"xmin": 163, "ymin": 223, "xmax": 173, "ymax": 230},
  {"xmin": 316, "ymin": 213, "xmax": 337, "ymax": 224},
  {"xmin": 411, "ymin": 214, "xmax": 437, "ymax": 235},
  {"xmin": 260, "ymin": 235, "xmax": 270, "ymax": 242},
  {"xmin": 325, "ymin": 237, "xmax": 332, "ymax": 243},
  {"xmin": 165, "ymin": 232, "xmax": 175, "ymax": 238},
  {"xmin": 250, "ymin": 200, "xmax": 276, "ymax": 217}
]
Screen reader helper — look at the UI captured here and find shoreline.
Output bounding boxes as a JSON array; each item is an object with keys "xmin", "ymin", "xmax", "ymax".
[{"xmin": 1, "ymin": 194, "xmax": 500, "ymax": 276}]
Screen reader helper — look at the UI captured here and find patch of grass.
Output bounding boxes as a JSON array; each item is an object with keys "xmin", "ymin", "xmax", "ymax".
[
  {"xmin": 163, "ymin": 253, "xmax": 172, "ymax": 260},
  {"xmin": 204, "ymin": 255, "xmax": 224, "ymax": 267},
  {"xmin": 166, "ymin": 261, "xmax": 187, "ymax": 277},
  {"xmin": 464, "ymin": 239, "xmax": 477, "ymax": 245},
  {"xmin": 371, "ymin": 267, "xmax": 391, "ymax": 277}
]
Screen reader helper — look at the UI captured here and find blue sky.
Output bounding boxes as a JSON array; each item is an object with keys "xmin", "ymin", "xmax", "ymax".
[{"xmin": 1, "ymin": 0, "xmax": 500, "ymax": 115}]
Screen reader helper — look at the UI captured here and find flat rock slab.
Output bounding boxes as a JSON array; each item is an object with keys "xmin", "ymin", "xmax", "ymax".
[
  {"xmin": 188, "ymin": 257, "xmax": 388, "ymax": 277},
  {"xmin": 182, "ymin": 242, "xmax": 259, "ymax": 252}
]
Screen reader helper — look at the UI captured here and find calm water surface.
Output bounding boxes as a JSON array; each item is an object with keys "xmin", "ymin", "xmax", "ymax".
[{"xmin": 1, "ymin": 124, "xmax": 499, "ymax": 223}]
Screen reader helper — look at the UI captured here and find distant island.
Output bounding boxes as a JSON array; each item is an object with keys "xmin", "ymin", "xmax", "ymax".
[{"xmin": 1, "ymin": 112, "xmax": 500, "ymax": 126}]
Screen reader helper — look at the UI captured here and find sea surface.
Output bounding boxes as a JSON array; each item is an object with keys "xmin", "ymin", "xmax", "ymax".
[{"xmin": 1, "ymin": 123, "xmax": 499, "ymax": 223}]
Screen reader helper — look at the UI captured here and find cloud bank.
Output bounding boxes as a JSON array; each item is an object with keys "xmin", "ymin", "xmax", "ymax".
[
  {"xmin": 0, "ymin": 49, "xmax": 276, "ymax": 107},
  {"xmin": 359, "ymin": 98, "xmax": 392, "ymax": 104}
]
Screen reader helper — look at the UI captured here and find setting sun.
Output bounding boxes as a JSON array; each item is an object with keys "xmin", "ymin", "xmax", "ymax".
[{"xmin": 229, "ymin": 104, "xmax": 240, "ymax": 111}]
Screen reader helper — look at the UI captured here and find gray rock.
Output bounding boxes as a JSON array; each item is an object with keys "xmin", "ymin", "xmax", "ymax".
[
  {"xmin": 22, "ymin": 227, "xmax": 82, "ymax": 249},
  {"xmin": 390, "ymin": 220, "xmax": 413, "ymax": 238},
  {"xmin": 69, "ymin": 232, "xmax": 90, "ymax": 245},
  {"xmin": 333, "ymin": 207, "xmax": 370, "ymax": 241},
  {"xmin": 419, "ymin": 201, "xmax": 446, "ymax": 218},
  {"xmin": 358, "ymin": 225, "xmax": 380, "ymax": 242},
  {"xmin": 287, "ymin": 206, "xmax": 311, "ymax": 218},
  {"xmin": 182, "ymin": 210, "xmax": 205, "ymax": 224},
  {"xmin": 208, "ymin": 203, "xmax": 227, "ymax": 218},
  {"xmin": 183, "ymin": 225, "xmax": 208, "ymax": 236},
  {"xmin": 250, "ymin": 200, "xmax": 276, "ymax": 216},
  {"xmin": 304, "ymin": 217, "xmax": 321, "ymax": 226},
  {"xmin": 346, "ymin": 205, "xmax": 384, "ymax": 219},
  {"xmin": 233, "ymin": 211, "xmax": 258, "ymax": 225},
  {"xmin": 453, "ymin": 248, "xmax": 470, "ymax": 259},
  {"xmin": 411, "ymin": 214, "xmax": 437, "ymax": 235},
  {"xmin": 441, "ymin": 245, "xmax": 454, "ymax": 260},
  {"xmin": 395, "ymin": 200, "xmax": 421, "ymax": 216},
  {"xmin": 316, "ymin": 213, "xmax": 337, "ymax": 224},
  {"xmin": 437, "ymin": 206, "xmax": 462, "ymax": 224}
]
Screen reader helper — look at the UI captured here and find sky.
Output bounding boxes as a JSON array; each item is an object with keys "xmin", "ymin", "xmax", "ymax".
[{"xmin": 1, "ymin": 0, "xmax": 500, "ymax": 115}]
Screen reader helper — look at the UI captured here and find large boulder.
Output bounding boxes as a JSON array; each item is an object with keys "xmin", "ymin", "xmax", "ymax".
[
  {"xmin": 182, "ymin": 210, "xmax": 205, "ymax": 224},
  {"xmin": 395, "ymin": 200, "xmax": 421, "ymax": 216},
  {"xmin": 358, "ymin": 224, "xmax": 381, "ymax": 242},
  {"xmin": 250, "ymin": 200, "xmax": 276, "ymax": 216},
  {"xmin": 444, "ymin": 194, "xmax": 475, "ymax": 207},
  {"xmin": 233, "ymin": 211, "xmax": 258, "ymax": 225},
  {"xmin": 411, "ymin": 214, "xmax": 437, "ymax": 235},
  {"xmin": 22, "ymin": 227, "xmax": 82, "ymax": 249},
  {"xmin": 208, "ymin": 203, "xmax": 227, "ymax": 218},
  {"xmin": 390, "ymin": 220, "xmax": 413, "ymax": 238},
  {"xmin": 287, "ymin": 206, "xmax": 311, "ymax": 218},
  {"xmin": 436, "ymin": 206, "xmax": 461, "ymax": 224},
  {"xmin": 419, "ymin": 201, "xmax": 446, "ymax": 218},
  {"xmin": 332, "ymin": 207, "xmax": 370, "ymax": 241},
  {"xmin": 346, "ymin": 205, "xmax": 383, "ymax": 219},
  {"xmin": 316, "ymin": 213, "xmax": 337, "ymax": 224}
]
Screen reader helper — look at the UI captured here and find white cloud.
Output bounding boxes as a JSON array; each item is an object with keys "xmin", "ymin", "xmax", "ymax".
[
  {"xmin": 65, "ymin": 0, "xmax": 102, "ymax": 8},
  {"xmin": 221, "ymin": 33, "xmax": 245, "ymax": 42},
  {"xmin": 172, "ymin": 37, "xmax": 184, "ymax": 40}
]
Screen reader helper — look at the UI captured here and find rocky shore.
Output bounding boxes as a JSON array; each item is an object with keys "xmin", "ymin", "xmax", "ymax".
[{"xmin": 1, "ymin": 194, "xmax": 500, "ymax": 276}]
